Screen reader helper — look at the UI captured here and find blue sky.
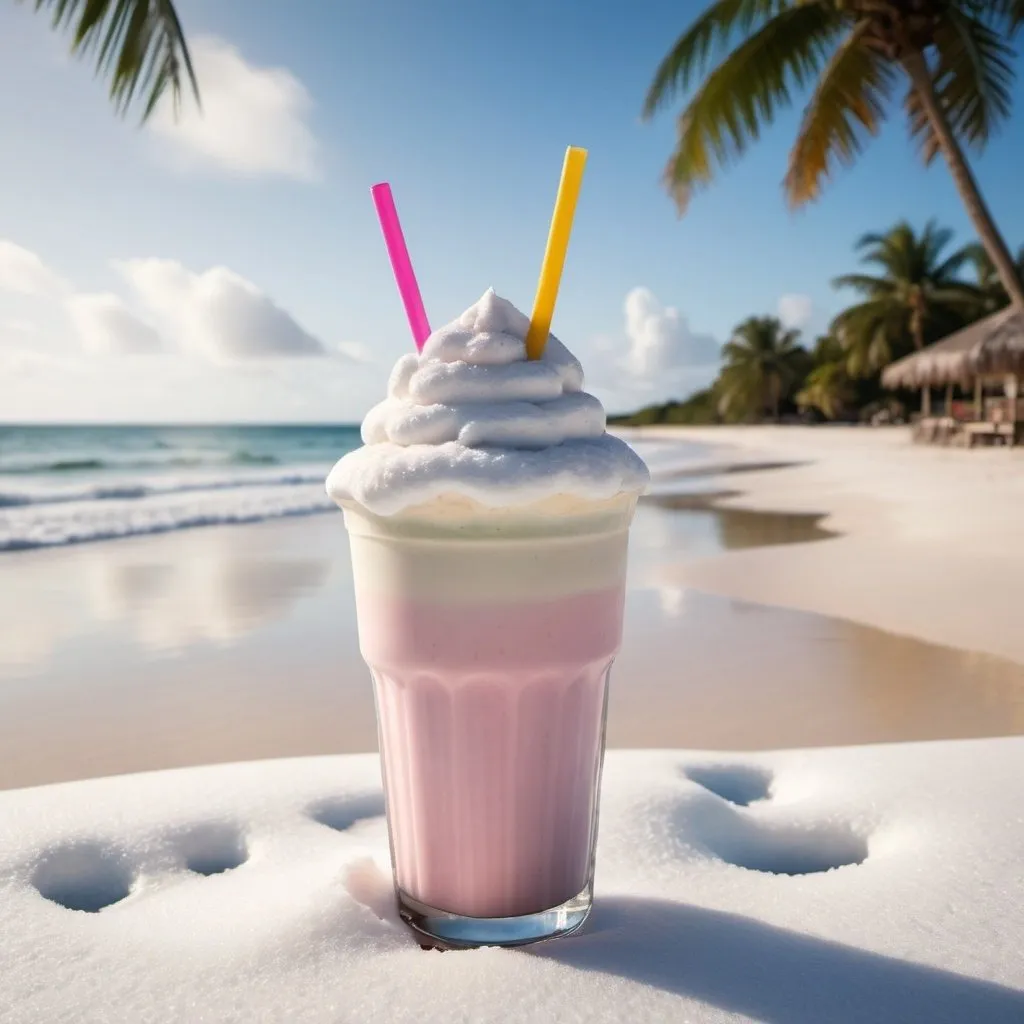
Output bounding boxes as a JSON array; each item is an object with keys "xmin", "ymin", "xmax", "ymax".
[{"xmin": 2, "ymin": 0, "xmax": 1024, "ymax": 422}]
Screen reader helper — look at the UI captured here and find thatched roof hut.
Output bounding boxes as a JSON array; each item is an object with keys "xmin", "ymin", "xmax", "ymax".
[{"xmin": 882, "ymin": 306, "xmax": 1024, "ymax": 390}]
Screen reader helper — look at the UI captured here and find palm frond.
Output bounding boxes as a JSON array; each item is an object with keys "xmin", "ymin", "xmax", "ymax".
[
  {"xmin": 784, "ymin": 21, "xmax": 896, "ymax": 206},
  {"xmin": 643, "ymin": 0, "xmax": 786, "ymax": 118},
  {"xmin": 906, "ymin": 11, "xmax": 1014, "ymax": 164},
  {"xmin": 812, "ymin": 332, "xmax": 844, "ymax": 363},
  {"xmin": 852, "ymin": 221, "xmax": 937, "ymax": 281},
  {"xmin": 831, "ymin": 272, "xmax": 893, "ymax": 294},
  {"xmin": 852, "ymin": 231, "xmax": 887, "ymax": 250},
  {"xmin": 926, "ymin": 283, "xmax": 987, "ymax": 308},
  {"xmin": 659, "ymin": 2, "xmax": 845, "ymax": 212},
  {"xmin": 778, "ymin": 327, "xmax": 804, "ymax": 353},
  {"xmin": 22, "ymin": 0, "xmax": 198, "ymax": 121},
  {"xmin": 832, "ymin": 296, "xmax": 909, "ymax": 375},
  {"xmin": 931, "ymin": 248, "xmax": 973, "ymax": 280},
  {"xmin": 831, "ymin": 297, "xmax": 898, "ymax": 331},
  {"xmin": 797, "ymin": 360, "xmax": 853, "ymax": 419},
  {"xmin": 920, "ymin": 219, "xmax": 957, "ymax": 265}
]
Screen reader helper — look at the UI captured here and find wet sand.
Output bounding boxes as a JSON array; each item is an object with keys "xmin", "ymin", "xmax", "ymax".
[
  {"xmin": 631, "ymin": 425, "xmax": 1024, "ymax": 666},
  {"xmin": 2, "ymin": 498, "xmax": 1023, "ymax": 791}
]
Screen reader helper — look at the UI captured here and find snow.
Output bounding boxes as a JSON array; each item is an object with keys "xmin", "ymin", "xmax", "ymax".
[{"xmin": 2, "ymin": 741, "xmax": 1023, "ymax": 1022}]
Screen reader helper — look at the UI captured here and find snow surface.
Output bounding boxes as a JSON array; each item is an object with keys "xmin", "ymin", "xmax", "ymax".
[{"xmin": 2, "ymin": 741, "xmax": 1023, "ymax": 1023}]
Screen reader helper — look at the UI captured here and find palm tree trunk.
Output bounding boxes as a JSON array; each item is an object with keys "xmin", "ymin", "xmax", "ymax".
[
  {"xmin": 911, "ymin": 308, "xmax": 924, "ymax": 351},
  {"xmin": 902, "ymin": 51, "xmax": 1024, "ymax": 314}
]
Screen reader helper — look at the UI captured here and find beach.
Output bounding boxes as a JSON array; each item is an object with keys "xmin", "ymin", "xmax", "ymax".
[
  {"xmin": 4, "ymin": 424, "xmax": 1024, "ymax": 1022},
  {"xmin": 633, "ymin": 425, "xmax": 1024, "ymax": 664},
  {"xmin": 8, "ymin": 0, "xmax": 1024, "ymax": 1010},
  {"xmin": 3, "ymin": 425, "xmax": 1024, "ymax": 790}
]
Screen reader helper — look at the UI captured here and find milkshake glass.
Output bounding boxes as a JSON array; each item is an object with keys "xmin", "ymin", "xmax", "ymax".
[{"xmin": 327, "ymin": 291, "xmax": 648, "ymax": 947}]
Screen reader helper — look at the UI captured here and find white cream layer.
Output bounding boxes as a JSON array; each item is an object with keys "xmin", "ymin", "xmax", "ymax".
[{"xmin": 326, "ymin": 290, "xmax": 650, "ymax": 517}]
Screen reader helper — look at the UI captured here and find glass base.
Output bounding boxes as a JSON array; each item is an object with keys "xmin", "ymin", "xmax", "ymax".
[{"xmin": 397, "ymin": 885, "xmax": 593, "ymax": 950}]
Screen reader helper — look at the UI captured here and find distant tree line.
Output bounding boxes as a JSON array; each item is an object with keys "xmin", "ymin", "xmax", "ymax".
[{"xmin": 610, "ymin": 220, "xmax": 1023, "ymax": 427}]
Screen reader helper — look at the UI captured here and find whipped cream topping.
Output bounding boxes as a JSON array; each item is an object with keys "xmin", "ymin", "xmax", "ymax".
[{"xmin": 326, "ymin": 290, "xmax": 649, "ymax": 516}]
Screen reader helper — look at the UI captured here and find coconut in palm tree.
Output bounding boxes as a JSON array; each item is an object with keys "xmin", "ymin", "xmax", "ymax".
[{"xmin": 644, "ymin": 0, "xmax": 1024, "ymax": 312}]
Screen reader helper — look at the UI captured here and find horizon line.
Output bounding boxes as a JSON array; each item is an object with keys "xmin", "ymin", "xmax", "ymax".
[{"xmin": 0, "ymin": 421, "xmax": 364, "ymax": 429}]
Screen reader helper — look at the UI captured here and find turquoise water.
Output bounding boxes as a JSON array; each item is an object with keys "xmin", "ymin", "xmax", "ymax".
[
  {"xmin": 0, "ymin": 425, "xmax": 699, "ymax": 552},
  {"xmin": 0, "ymin": 425, "xmax": 362, "ymax": 551}
]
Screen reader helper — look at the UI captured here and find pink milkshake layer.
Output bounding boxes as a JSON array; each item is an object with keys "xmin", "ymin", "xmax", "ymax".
[{"xmin": 359, "ymin": 585, "xmax": 624, "ymax": 920}]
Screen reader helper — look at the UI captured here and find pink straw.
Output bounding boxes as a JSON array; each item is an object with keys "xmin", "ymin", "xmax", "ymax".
[{"xmin": 370, "ymin": 182, "xmax": 431, "ymax": 350}]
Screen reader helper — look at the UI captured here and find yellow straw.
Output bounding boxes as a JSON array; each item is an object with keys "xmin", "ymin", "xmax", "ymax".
[{"xmin": 525, "ymin": 146, "xmax": 588, "ymax": 360}]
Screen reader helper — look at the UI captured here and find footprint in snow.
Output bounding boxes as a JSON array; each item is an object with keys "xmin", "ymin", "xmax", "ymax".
[
  {"xmin": 168, "ymin": 821, "xmax": 249, "ymax": 876},
  {"xmin": 679, "ymin": 763, "xmax": 868, "ymax": 875},
  {"xmin": 31, "ymin": 840, "xmax": 136, "ymax": 913},
  {"xmin": 684, "ymin": 763, "xmax": 773, "ymax": 807},
  {"xmin": 306, "ymin": 792, "xmax": 386, "ymax": 833}
]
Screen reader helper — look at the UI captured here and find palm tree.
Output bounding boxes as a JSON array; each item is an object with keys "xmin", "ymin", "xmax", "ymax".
[
  {"xmin": 18, "ymin": 0, "xmax": 197, "ymax": 120},
  {"xmin": 643, "ymin": 0, "xmax": 1024, "ymax": 313},
  {"xmin": 798, "ymin": 361, "xmax": 855, "ymax": 419},
  {"xmin": 796, "ymin": 334, "xmax": 855, "ymax": 419},
  {"xmin": 831, "ymin": 220, "xmax": 979, "ymax": 376},
  {"xmin": 962, "ymin": 241, "xmax": 1024, "ymax": 315},
  {"xmin": 716, "ymin": 316, "xmax": 808, "ymax": 421}
]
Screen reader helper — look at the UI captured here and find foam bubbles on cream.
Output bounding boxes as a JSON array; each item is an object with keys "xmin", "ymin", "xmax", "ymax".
[{"xmin": 327, "ymin": 290, "xmax": 649, "ymax": 515}]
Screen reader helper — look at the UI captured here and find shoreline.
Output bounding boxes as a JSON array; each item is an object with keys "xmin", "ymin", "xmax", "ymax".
[
  {"xmin": 4, "ymin": 425, "xmax": 1024, "ymax": 791},
  {"xmin": 625, "ymin": 425, "xmax": 1024, "ymax": 665}
]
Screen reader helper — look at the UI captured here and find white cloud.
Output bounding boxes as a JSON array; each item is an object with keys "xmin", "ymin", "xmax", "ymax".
[
  {"xmin": 66, "ymin": 293, "xmax": 162, "ymax": 355},
  {"xmin": 117, "ymin": 258, "xmax": 326, "ymax": 361},
  {"xmin": 336, "ymin": 340, "xmax": 372, "ymax": 363},
  {"xmin": 0, "ymin": 240, "xmax": 66, "ymax": 296},
  {"xmin": 778, "ymin": 293, "xmax": 813, "ymax": 330},
  {"xmin": 1, "ymin": 318, "xmax": 40, "ymax": 340},
  {"xmin": 623, "ymin": 287, "xmax": 720, "ymax": 376},
  {"xmin": 0, "ymin": 346, "xmax": 86, "ymax": 377},
  {"xmin": 148, "ymin": 37, "xmax": 320, "ymax": 180},
  {"xmin": 581, "ymin": 288, "xmax": 722, "ymax": 414}
]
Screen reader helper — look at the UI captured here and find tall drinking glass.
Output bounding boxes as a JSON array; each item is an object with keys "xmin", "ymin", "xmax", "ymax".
[{"xmin": 342, "ymin": 494, "xmax": 636, "ymax": 948}]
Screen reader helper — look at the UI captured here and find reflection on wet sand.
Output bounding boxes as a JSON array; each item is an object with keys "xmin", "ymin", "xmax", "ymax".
[
  {"xmin": 0, "ymin": 516, "xmax": 354, "ymax": 789},
  {"xmin": 0, "ymin": 522, "xmax": 334, "ymax": 669},
  {"xmin": 643, "ymin": 493, "xmax": 836, "ymax": 550},
  {"xmin": 609, "ymin": 589, "xmax": 1024, "ymax": 750},
  {"xmin": 91, "ymin": 547, "xmax": 331, "ymax": 651},
  {"xmin": 2, "ymin": 502, "xmax": 1024, "ymax": 790}
]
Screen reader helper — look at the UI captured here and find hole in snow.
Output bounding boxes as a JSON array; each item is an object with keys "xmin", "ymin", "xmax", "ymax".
[
  {"xmin": 308, "ymin": 793, "xmax": 385, "ymax": 833},
  {"xmin": 707, "ymin": 818, "xmax": 868, "ymax": 876},
  {"xmin": 685, "ymin": 764, "xmax": 773, "ymax": 807},
  {"xmin": 32, "ymin": 841, "xmax": 135, "ymax": 912},
  {"xmin": 673, "ymin": 791, "xmax": 869, "ymax": 876},
  {"xmin": 173, "ymin": 822, "xmax": 248, "ymax": 876}
]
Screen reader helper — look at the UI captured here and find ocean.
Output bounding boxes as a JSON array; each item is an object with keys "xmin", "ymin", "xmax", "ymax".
[
  {"xmin": 0, "ymin": 425, "xmax": 362, "ymax": 552},
  {"xmin": 0, "ymin": 425, "xmax": 703, "ymax": 553}
]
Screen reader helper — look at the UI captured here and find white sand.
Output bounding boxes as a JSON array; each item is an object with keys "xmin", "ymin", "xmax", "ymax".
[
  {"xmin": 2, "ymin": 741, "xmax": 1023, "ymax": 1022},
  {"xmin": 631, "ymin": 425, "xmax": 1024, "ymax": 665}
]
